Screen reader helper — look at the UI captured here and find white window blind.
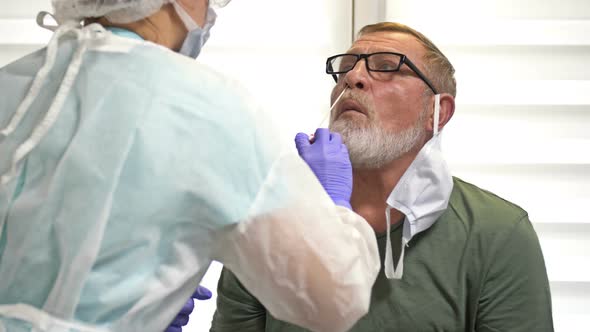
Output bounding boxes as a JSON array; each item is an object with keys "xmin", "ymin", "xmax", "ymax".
[{"xmin": 353, "ymin": 0, "xmax": 590, "ymax": 330}]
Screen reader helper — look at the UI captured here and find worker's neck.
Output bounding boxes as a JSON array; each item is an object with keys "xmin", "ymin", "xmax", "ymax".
[
  {"xmin": 95, "ymin": 4, "xmax": 187, "ymax": 51},
  {"xmin": 351, "ymin": 150, "xmax": 418, "ymax": 234}
]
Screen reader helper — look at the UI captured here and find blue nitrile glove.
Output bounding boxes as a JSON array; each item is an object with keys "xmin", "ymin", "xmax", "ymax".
[
  {"xmin": 295, "ymin": 128, "xmax": 353, "ymax": 209},
  {"xmin": 164, "ymin": 286, "xmax": 213, "ymax": 332}
]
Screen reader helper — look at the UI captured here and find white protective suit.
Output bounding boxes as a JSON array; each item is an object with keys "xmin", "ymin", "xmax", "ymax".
[{"xmin": 0, "ymin": 21, "xmax": 379, "ymax": 332}]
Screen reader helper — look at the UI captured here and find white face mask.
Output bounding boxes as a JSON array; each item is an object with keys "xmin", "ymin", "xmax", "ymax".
[
  {"xmin": 383, "ymin": 94, "xmax": 454, "ymax": 279},
  {"xmin": 171, "ymin": 2, "xmax": 217, "ymax": 59}
]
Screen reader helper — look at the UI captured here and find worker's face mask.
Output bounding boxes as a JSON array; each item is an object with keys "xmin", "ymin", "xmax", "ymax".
[
  {"xmin": 171, "ymin": 2, "xmax": 217, "ymax": 59},
  {"xmin": 383, "ymin": 94, "xmax": 454, "ymax": 279}
]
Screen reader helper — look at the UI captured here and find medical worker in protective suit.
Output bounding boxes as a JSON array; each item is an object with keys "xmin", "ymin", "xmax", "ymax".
[{"xmin": 0, "ymin": 0, "xmax": 381, "ymax": 331}]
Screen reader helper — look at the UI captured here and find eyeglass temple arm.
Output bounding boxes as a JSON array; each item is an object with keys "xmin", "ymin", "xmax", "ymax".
[{"xmin": 403, "ymin": 59, "xmax": 438, "ymax": 94}]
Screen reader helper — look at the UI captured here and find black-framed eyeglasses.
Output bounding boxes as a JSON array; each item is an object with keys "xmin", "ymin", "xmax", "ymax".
[{"xmin": 326, "ymin": 52, "xmax": 438, "ymax": 94}]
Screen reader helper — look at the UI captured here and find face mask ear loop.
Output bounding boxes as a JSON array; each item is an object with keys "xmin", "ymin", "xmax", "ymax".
[
  {"xmin": 433, "ymin": 94, "xmax": 441, "ymax": 136},
  {"xmin": 0, "ymin": 23, "xmax": 98, "ymax": 185},
  {"xmin": 171, "ymin": 0, "xmax": 200, "ymax": 30},
  {"xmin": 384, "ymin": 206, "xmax": 407, "ymax": 279},
  {"xmin": 384, "ymin": 206, "xmax": 394, "ymax": 278}
]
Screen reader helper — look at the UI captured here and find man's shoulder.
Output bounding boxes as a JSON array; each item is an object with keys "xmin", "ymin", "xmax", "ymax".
[{"xmin": 447, "ymin": 177, "xmax": 529, "ymax": 234}]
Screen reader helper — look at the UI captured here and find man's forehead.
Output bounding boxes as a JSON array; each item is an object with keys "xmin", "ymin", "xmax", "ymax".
[{"xmin": 348, "ymin": 31, "xmax": 423, "ymax": 56}]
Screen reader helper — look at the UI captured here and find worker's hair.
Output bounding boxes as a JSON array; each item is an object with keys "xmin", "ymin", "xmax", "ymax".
[{"xmin": 358, "ymin": 22, "xmax": 456, "ymax": 97}]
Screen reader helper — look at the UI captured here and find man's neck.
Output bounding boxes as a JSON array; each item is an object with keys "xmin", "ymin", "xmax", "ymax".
[{"xmin": 351, "ymin": 151, "xmax": 417, "ymax": 234}]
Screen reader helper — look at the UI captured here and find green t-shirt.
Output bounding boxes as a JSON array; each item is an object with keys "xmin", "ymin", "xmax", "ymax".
[{"xmin": 210, "ymin": 178, "xmax": 554, "ymax": 332}]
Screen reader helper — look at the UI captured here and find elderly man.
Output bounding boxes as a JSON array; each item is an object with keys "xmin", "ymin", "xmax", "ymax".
[{"xmin": 210, "ymin": 22, "xmax": 554, "ymax": 332}]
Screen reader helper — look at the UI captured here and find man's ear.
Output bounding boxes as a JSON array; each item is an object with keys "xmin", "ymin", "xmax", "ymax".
[{"xmin": 428, "ymin": 93, "xmax": 455, "ymax": 132}]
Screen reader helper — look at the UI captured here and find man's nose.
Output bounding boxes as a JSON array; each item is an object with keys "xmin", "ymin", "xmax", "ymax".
[{"xmin": 343, "ymin": 59, "xmax": 368, "ymax": 90}]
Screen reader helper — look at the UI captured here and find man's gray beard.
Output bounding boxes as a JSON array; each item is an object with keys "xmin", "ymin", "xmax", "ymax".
[{"xmin": 330, "ymin": 117, "xmax": 426, "ymax": 170}]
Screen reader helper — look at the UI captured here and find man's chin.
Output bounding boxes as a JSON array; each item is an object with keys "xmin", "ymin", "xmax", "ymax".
[
  {"xmin": 329, "ymin": 119, "xmax": 366, "ymax": 135},
  {"xmin": 330, "ymin": 121, "xmax": 425, "ymax": 171}
]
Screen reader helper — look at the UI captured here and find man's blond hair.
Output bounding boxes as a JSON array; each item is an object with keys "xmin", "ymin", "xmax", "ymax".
[{"xmin": 359, "ymin": 22, "xmax": 457, "ymax": 97}]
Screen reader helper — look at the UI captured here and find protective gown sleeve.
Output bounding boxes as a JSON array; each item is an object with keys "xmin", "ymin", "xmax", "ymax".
[{"xmin": 210, "ymin": 151, "xmax": 380, "ymax": 332}]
